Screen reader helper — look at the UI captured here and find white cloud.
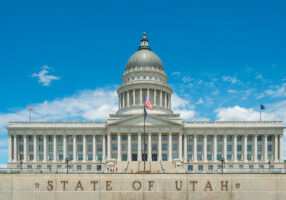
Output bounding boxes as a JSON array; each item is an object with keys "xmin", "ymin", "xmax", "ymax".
[
  {"xmin": 0, "ymin": 88, "xmax": 118, "ymax": 135},
  {"xmin": 171, "ymin": 72, "xmax": 181, "ymax": 76},
  {"xmin": 258, "ymin": 83, "xmax": 286, "ymax": 99},
  {"xmin": 171, "ymin": 93, "xmax": 195, "ymax": 120},
  {"xmin": 182, "ymin": 76, "xmax": 193, "ymax": 83},
  {"xmin": 227, "ymin": 89, "xmax": 237, "ymax": 94},
  {"xmin": 222, "ymin": 76, "xmax": 241, "ymax": 85},
  {"xmin": 31, "ymin": 65, "xmax": 60, "ymax": 86},
  {"xmin": 196, "ymin": 98, "xmax": 204, "ymax": 104}
]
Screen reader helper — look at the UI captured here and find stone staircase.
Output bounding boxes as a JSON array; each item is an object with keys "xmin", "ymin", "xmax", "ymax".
[
  {"xmin": 161, "ymin": 161, "xmax": 177, "ymax": 173},
  {"xmin": 114, "ymin": 161, "xmax": 128, "ymax": 173}
]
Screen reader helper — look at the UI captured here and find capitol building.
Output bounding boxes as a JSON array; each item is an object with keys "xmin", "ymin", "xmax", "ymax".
[{"xmin": 7, "ymin": 33, "xmax": 284, "ymax": 173}]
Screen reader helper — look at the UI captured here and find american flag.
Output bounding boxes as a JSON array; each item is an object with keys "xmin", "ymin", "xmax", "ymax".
[{"xmin": 144, "ymin": 96, "xmax": 153, "ymax": 110}]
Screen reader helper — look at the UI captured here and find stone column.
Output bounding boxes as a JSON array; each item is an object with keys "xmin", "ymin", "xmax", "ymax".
[
  {"xmin": 223, "ymin": 135, "xmax": 227, "ymax": 162},
  {"xmin": 183, "ymin": 134, "xmax": 187, "ymax": 162},
  {"xmin": 8, "ymin": 135, "xmax": 12, "ymax": 162},
  {"xmin": 138, "ymin": 133, "xmax": 141, "ymax": 161},
  {"xmin": 83, "ymin": 135, "xmax": 87, "ymax": 162},
  {"xmin": 127, "ymin": 133, "xmax": 131, "ymax": 161},
  {"xmin": 43, "ymin": 135, "xmax": 47, "ymax": 162},
  {"xmin": 107, "ymin": 133, "xmax": 111, "ymax": 160},
  {"xmin": 93, "ymin": 135, "xmax": 97, "ymax": 161},
  {"xmin": 279, "ymin": 134, "xmax": 283, "ymax": 162},
  {"xmin": 23, "ymin": 135, "xmax": 27, "ymax": 162},
  {"xmin": 140, "ymin": 89, "xmax": 143, "ymax": 105},
  {"xmin": 254, "ymin": 135, "xmax": 257, "ymax": 162},
  {"xmin": 164, "ymin": 93, "xmax": 167, "ymax": 108},
  {"xmin": 102, "ymin": 135, "xmax": 106, "ymax": 161},
  {"xmin": 158, "ymin": 132, "xmax": 162, "ymax": 161},
  {"xmin": 127, "ymin": 90, "xmax": 130, "ymax": 107},
  {"xmin": 244, "ymin": 135, "xmax": 247, "ymax": 162},
  {"xmin": 53, "ymin": 135, "xmax": 57, "ymax": 162},
  {"xmin": 193, "ymin": 135, "xmax": 197, "ymax": 162},
  {"xmin": 147, "ymin": 88, "xmax": 149, "ymax": 100},
  {"xmin": 133, "ymin": 89, "xmax": 135, "ymax": 106},
  {"xmin": 233, "ymin": 135, "xmax": 237, "ymax": 162},
  {"xmin": 168, "ymin": 132, "xmax": 172, "ymax": 161},
  {"xmin": 154, "ymin": 90, "xmax": 157, "ymax": 106},
  {"xmin": 117, "ymin": 133, "xmax": 121, "ymax": 161},
  {"xmin": 63, "ymin": 135, "xmax": 67, "ymax": 161},
  {"xmin": 178, "ymin": 133, "xmax": 182, "ymax": 160},
  {"xmin": 264, "ymin": 135, "xmax": 268, "ymax": 162},
  {"xmin": 274, "ymin": 134, "xmax": 278, "ymax": 162},
  {"xmin": 203, "ymin": 135, "xmax": 207, "ymax": 162},
  {"xmin": 160, "ymin": 91, "xmax": 163, "ymax": 107},
  {"xmin": 168, "ymin": 94, "xmax": 171, "ymax": 109},
  {"xmin": 73, "ymin": 135, "xmax": 77, "ymax": 162},
  {"xmin": 213, "ymin": 135, "xmax": 217, "ymax": 162},
  {"xmin": 34, "ymin": 135, "xmax": 37, "ymax": 162},
  {"xmin": 148, "ymin": 133, "xmax": 152, "ymax": 161},
  {"xmin": 13, "ymin": 135, "xmax": 17, "ymax": 162}
]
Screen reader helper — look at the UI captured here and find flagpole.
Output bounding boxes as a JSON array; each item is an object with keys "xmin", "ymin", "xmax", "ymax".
[{"xmin": 143, "ymin": 106, "xmax": 146, "ymax": 171}]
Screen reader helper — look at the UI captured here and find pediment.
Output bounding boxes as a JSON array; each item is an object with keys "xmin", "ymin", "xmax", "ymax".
[{"xmin": 107, "ymin": 114, "xmax": 182, "ymax": 127}]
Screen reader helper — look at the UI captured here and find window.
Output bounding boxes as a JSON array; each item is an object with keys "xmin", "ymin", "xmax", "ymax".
[
  {"xmin": 122, "ymin": 144, "xmax": 127, "ymax": 151},
  {"xmin": 87, "ymin": 165, "xmax": 92, "ymax": 170},
  {"xmin": 217, "ymin": 136, "xmax": 222, "ymax": 141},
  {"xmin": 78, "ymin": 154, "xmax": 83, "ymax": 160},
  {"xmin": 267, "ymin": 136, "xmax": 272, "ymax": 141},
  {"xmin": 47, "ymin": 165, "xmax": 52, "ymax": 170},
  {"xmin": 207, "ymin": 154, "xmax": 212, "ymax": 161},
  {"xmin": 87, "ymin": 145, "xmax": 92, "ymax": 152},
  {"xmin": 97, "ymin": 165, "xmax": 102, "ymax": 171},
  {"xmin": 77, "ymin": 136, "xmax": 83, "ymax": 142},
  {"xmin": 227, "ymin": 136, "xmax": 232, "ymax": 141},
  {"xmin": 257, "ymin": 145, "xmax": 262, "ymax": 152},
  {"xmin": 58, "ymin": 145, "xmax": 63, "ymax": 151},
  {"xmin": 187, "ymin": 154, "xmax": 192, "ymax": 161},
  {"xmin": 257, "ymin": 136, "xmax": 262, "ymax": 141},
  {"xmin": 172, "ymin": 153, "xmax": 178, "ymax": 159},
  {"xmin": 217, "ymin": 154, "xmax": 222, "ymax": 161},
  {"xmin": 122, "ymin": 154, "xmax": 127, "ymax": 161},
  {"xmin": 187, "ymin": 136, "xmax": 192, "ymax": 142},
  {"xmin": 77, "ymin": 165, "xmax": 82, "ymax": 170},
  {"xmin": 227, "ymin": 145, "xmax": 232, "ymax": 151},
  {"xmin": 132, "ymin": 144, "xmax": 138, "ymax": 151},
  {"xmin": 152, "ymin": 135, "xmax": 158, "ymax": 141},
  {"xmin": 247, "ymin": 154, "xmax": 252, "ymax": 161},
  {"xmin": 58, "ymin": 136, "xmax": 63, "ymax": 142},
  {"xmin": 227, "ymin": 154, "xmax": 232, "ymax": 160},
  {"xmin": 172, "ymin": 144, "xmax": 177, "ymax": 151},
  {"xmin": 97, "ymin": 136, "xmax": 102, "ymax": 142},
  {"xmin": 48, "ymin": 136, "xmax": 53, "ymax": 142},
  {"xmin": 87, "ymin": 136, "xmax": 92, "ymax": 142},
  {"xmin": 112, "ymin": 144, "xmax": 118, "ymax": 151},
  {"xmin": 197, "ymin": 135, "xmax": 202, "ymax": 142},
  {"xmin": 249, "ymin": 165, "xmax": 254, "ymax": 169},
  {"xmin": 132, "ymin": 135, "xmax": 137, "ymax": 141},
  {"xmin": 259, "ymin": 165, "xmax": 264, "ymax": 169},
  {"xmin": 162, "ymin": 135, "xmax": 168, "ymax": 141},
  {"xmin": 229, "ymin": 165, "xmax": 233, "ymax": 169},
  {"xmin": 59, "ymin": 154, "xmax": 63, "ymax": 160},
  {"xmin": 39, "ymin": 154, "xmax": 43, "ymax": 160},
  {"xmin": 257, "ymin": 154, "xmax": 262, "ymax": 160},
  {"xmin": 197, "ymin": 145, "xmax": 202, "ymax": 151},
  {"xmin": 237, "ymin": 145, "xmax": 242, "ymax": 151},
  {"xmin": 207, "ymin": 136, "xmax": 212, "ymax": 142},
  {"xmin": 97, "ymin": 145, "xmax": 102, "ymax": 152},
  {"xmin": 247, "ymin": 136, "xmax": 252, "ymax": 142},
  {"xmin": 198, "ymin": 165, "xmax": 203, "ymax": 171},
  {"xmin": 37, "ymin": 165, "xmax": 42, "ymax": 169},
  {"xmin": 247, "ymin": 145, "xmax": 252, "ymax": 151},
  {"xmin": 29, "ymin": 136, "xmax": 33, "ymax": 142},
  {"xmin": 187, "ymin": 145, "xmax": 192, "ymax": 151},
  {"xmin": 162, "ymin": 144, "xmax": 168, "ymax": 151},
  {"xmin": 49, "ymin": 154, "xmax": 53, "ymax": 160},
  {"xmin": 48, "ymin": 145, "xmax": 53, "ymax": 151},
  {"xmin": 197, "ymin": 154, "xmax": 202, "ymax": 161},
  {"xmin": 172, "ymin": 135, "xmax": 177, "ymax": 141},
  {"xmin": 111, "ymin": 135, "xmax": 117, "ymax": 141},
  {"xmin": 29, "ymin": 154, "xmax": 34, "ymax": 160},
  {"xmin": 68, "ymin": 145, "xmax": 73, "ymax": 151},
  {"xmin": 188, "ymin": 165, "xmax": 193, "ymax": 171},
  {"xmin": 97, "ymin": 154, "xmax": 102, "ymax": 161},
  {"xmin": 207, "ymin": 145, "xmax": 212, "ymax": 151},
  {"xmin": 237, "ymin": 136, "xmax": 242, "ymax": 142},
  {"xmin": 19, "ymin": 145, "xmax": 23, "ymax": 152},
  {"xmin": 217, "ymin": 145, "xmax": 222, "ymax": 151},
  {"xmin": 78, "ymin": 145, "xmax": 83, "ymax": 152},
  {"xmin": 68, "ymin": 154, "xmax": 73, "ymax": 161},
  {"xmin": 68, "ymin": 136, "xmax": 73, "ymax": 142},
  {"xmin": 88, "ymin": 155, "xmax": 93, "ymax": 160},
  {"xmin": 239, "ymin": 165, "xmax": 243, "ymax": 169},
  {"xmin": 162, "ymin": 154, "xmax": 167, "ymax": 161},
  {"xmin": 208, "ymin": 165, "xmax": 213, "ymax": 171},
  {"xmin": 122, "ymin": 135, "xmax": 128, "ymax": 141},
  {"xmin": 27, "ymin": 165, "xmax": 32, "ymax": 169},
  {"xmin": 29, "ymin": 145, "xmax": 33, "ymax": 152},
  {"xmin": 267, "ymin": 145, "xmax": 272, "ymax": 151},
  {"xmin": 57, "ymin": 165, "xmax": 62, "ymax": 169},
  {"xmin": 237, "ymin": 154, "xmax": 242, "ymax": 161}
]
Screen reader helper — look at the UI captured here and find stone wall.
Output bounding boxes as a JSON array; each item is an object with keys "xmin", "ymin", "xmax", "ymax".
[{"xmin": 0, "ymin": 173, "xmax": 285, "ymax": 200}]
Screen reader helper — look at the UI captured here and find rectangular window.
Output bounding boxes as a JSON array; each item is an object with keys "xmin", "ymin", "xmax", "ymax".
[
  {"xmin": 77, "ymin": 165, "xmax": 82, "ymax": 170},
  {"xmin": 208, "ymin": 165, "xmax": 213, "ymax": 170},
  {"xmin": 88, "ymin": 154, "xmax": 93, "ymax": 160},
  {"xmin": 187, "ymin": 135, "xmax": 192, "ymax": 142},
  {"xmin": 188, "ymin": 165, "xmax": 193, "ymax": 171},
  {"xmin": 197, "ymin": 154, "xmax": 202, "ymax": 161},
  {"xmin": 87, "ymin": 145, "xmax": 93, "ymax": 152},
  {"xmin": 29, "ymin": 145, "xmax": 34, "ymax": 152},
  {"xmin": 162, "ymin": 154, "xmax": 167, "ymax": 161},
  {"xmin": 132, "ymin": 144, "xmax": 138, "ymax": 151},
  {"xmin": 78, "ymin": 145, "xmax": 83, "ymax": 152},
  {"xmin": 247, "ymin": 136, "xmax": 252, "ymax": 142},
  {"xmin": 237, "ymin": 136, "xmax": 242, "ymax": 142},
  {"xmin": 257, "ymin": 145, "xmax": 262, "ymax": 152},
  {"xmin": 132, "ymin": 135, "xmax": 137, "ymax": 141},
  {"xmin": 39, "ymin": 154, "xmax": 43, "ymax": 160},
  {"xmin": 87, "ymin": 136, "xmax": 92, "ymax": 142},
  {"xmin": 227, "ymin": 136, "xmax": 232, "ymax": 141},
  {"xmin": 172, "ymin": 153, "xmax": 178, "ymax": 159},
  {"xmin": 68, "ymin": 136, "xmax": 73, "ymax": 142},
  {"xmin": 162, "ymin": 135, "xmax": 168, "ymax": 141},
  {"xmin": 197, "ymin": 145, "xmax": 202, "ymax": 152},
  {"xmin": 48, "ymin": 145, "xmax": 53, "ymax": 151},
  {"xmin": 237, "ymin": 145, "xmax": 242, "ymax": 151},
  {"xmin": 152, "ymin": 144, "xmax": 157, "ymax": 151},
  {"xmin": 111, "ymin": 135, "xmax": 117, "ymax": 141},
  {"xmin": 187, "ymin": 145, "xmax": 192, "ymax": 151},
  {"xmin": 58, "ymin": 145, "xmax": 63, "ymax": 151},
  {"xmin": 87, "ymin": 165, "xmax": 92, "ymax": 170},
  {"xmin": 48, "ymin": 136, "xmax": 53, "ymax": 142},
  {"xmin": 227, "ymin": 154, "xmax": 232, "ymax": 160},
  {"xmin": 152, "ymin": 135, "xmax": 158, "ymax": 141},
  {"xmin": 207, "ymin": 154, "xmax": 212, "ymax": 161},
  {"xmin": 207, "ymin": 136, "xmax": 212, "ymax": 142},
  {"xmin": 247, "ymin": 154, "xmax": 252, "ymax": 161},
  {"xmin": 217, "ymin": 136, "xmax": 222, "ymax": 141},
  {"xmin": 172, "ymin": 144, "xmax": 177, "ymax": 151},
  {"xmin": 68, "ymin": 154, "xmax": 73, "ymax": 160},
  {"xmin": 122, "ymin": 144, "xmax": 127, "ymax": 151},
  {"xmin": 78, "ymin": 154, "xmax": 83, "ymax": 161},
  {"xmin": 217, "ymin": 145, "xmax": 222, "ymax": 151},
  {"xmin": 267, "ymin": 136, "xmax": 272, "ymax": 141},
  {"xmin": 227, "ymin": 145, "xmax": 232, "ymax": 151},
  {"xmin": 257, "ymin": 154, "xmax": 262, "ymax": 160},
  {"xmin": 187, "ymin": 154, "xmax": 192, "ymax": 161},
  {"xmin": 207, "ymin": 145, "xmax": 212, "ymax": 151},
  {"xmin": 267, "ymin": 145, "xmax": 272, "ymax": 151},
  {"xmin": 77, "ymin": 136, "xmax": 83, "ymax": 142},
  {"xmin": 197, "ymin": 135, "xmax": 202, "ymax": 142},
  {"xmin": 97, "ymin": 136, "xmax": 102, "ymax": 142},
  {"xmin": 162, "ymin": 144, "xmax": 168, "ymax": 151},
  {"xmin": 172, "ymin": 135, "xmax": 177, "ymax": 141},
  {"xmin": 112, "ymin": 144, "xmax": 118, "ymax": 151},
  {"xmin": 122, "ymin": 135, "xmax": 128, "ymax": 141},
  {"xmin": 68, "ymin": 145, "xmax": 73, "ymax": 151},
  {"xmin": 257, "ymin": 136, "xmax": 262, "ymax": 141},
  {"xmin": 58, "ymin": 154, "xmax": 63, "ymax": 160},
  {"xmin": 237, "ymin": 154, "xmax": 242, "ymax": 160},
  {"xmin": 247, "ymin": 145, "xmax": 252, "ymax": 151},
  {"xmin": 57, "ymin": 165, "xmax": 62, "ymax": 169},
  {"xmin": 38, "ymin": 136, "xmax": 43, "ymax": 142},
  {"xmin": 19, "ymin": 145, "xmax": 24, "ymax": 152},
  {"xmin": 122, "ymin": 154, "xmax": 127, "ymax": 161},
  {"xmin": 38, "ymin": 145, "xmax": 43, "ymax": 152},
  {"xmin": 97, "ymin": 145, "xmax": 102, "ymax": 152},
  {"xmin": 49, "ymin": 154, "xmax": 53, "ymax": 160},
  {"xmin": 198, "ymin": 165, "xmax": 203, "ymax": 171}
]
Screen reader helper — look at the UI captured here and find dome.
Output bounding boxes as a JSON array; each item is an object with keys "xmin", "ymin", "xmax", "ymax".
[{"xmin": 125, "ymin": 33, "xmax": 164, "ymax": 72}]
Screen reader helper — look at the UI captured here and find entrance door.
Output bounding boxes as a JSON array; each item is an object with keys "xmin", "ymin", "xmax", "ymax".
[
  {"xmin": 132, "ymin": 154, "xmax": 137, "ymax": 161},
  {"xmin": 142, "ymin": 153, "xmax": 147, "ymax": 161},
  {"xmin": 152, "ymin": 154, "xmax": 157, "ymax": 161}
]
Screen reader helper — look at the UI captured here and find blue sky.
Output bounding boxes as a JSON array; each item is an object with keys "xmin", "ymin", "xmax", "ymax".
[{"xmin": 0, "ymin": 0, "xmax": 286, "ymax": 165}]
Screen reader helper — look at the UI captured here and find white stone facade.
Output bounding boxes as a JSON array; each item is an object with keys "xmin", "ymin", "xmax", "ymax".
[{"xmin": 7, "ymin": 33, "xmax": 284, "ymax": 172}]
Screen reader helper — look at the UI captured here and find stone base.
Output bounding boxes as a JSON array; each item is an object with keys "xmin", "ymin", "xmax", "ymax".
[{"xmin": 0, "ymin": 174, "xmax": 286, "ymax": 200}]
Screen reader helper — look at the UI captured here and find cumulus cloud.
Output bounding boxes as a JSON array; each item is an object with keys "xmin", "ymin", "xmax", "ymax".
[
  {"xmin": 31, "ymin": 65, "xmax": 60, "ymax": 86},
  {"xmin": 0, "ymin": 88, "xmax": 118, "ymax": 135},
  {"xmin": 171, "ymin": 72, "xmax": 181, "ymax": 76},
  {"xmin": 227, "ymin": 89, "xmax": 237, "ymax": 94},
  {"xmin": 172, "ymin": 93, "xmax": 195, "ymax": 120},
  {"xmin": 196, "ymin": 98, "xmax": 204, "ymax": 104},
  {"xmin": 258, "ymin": 83, "xmax": 286, "ymax": 99},
  {"xmin": 222, "ymin": 76, "xmax": 241, "ymax": 85}
]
